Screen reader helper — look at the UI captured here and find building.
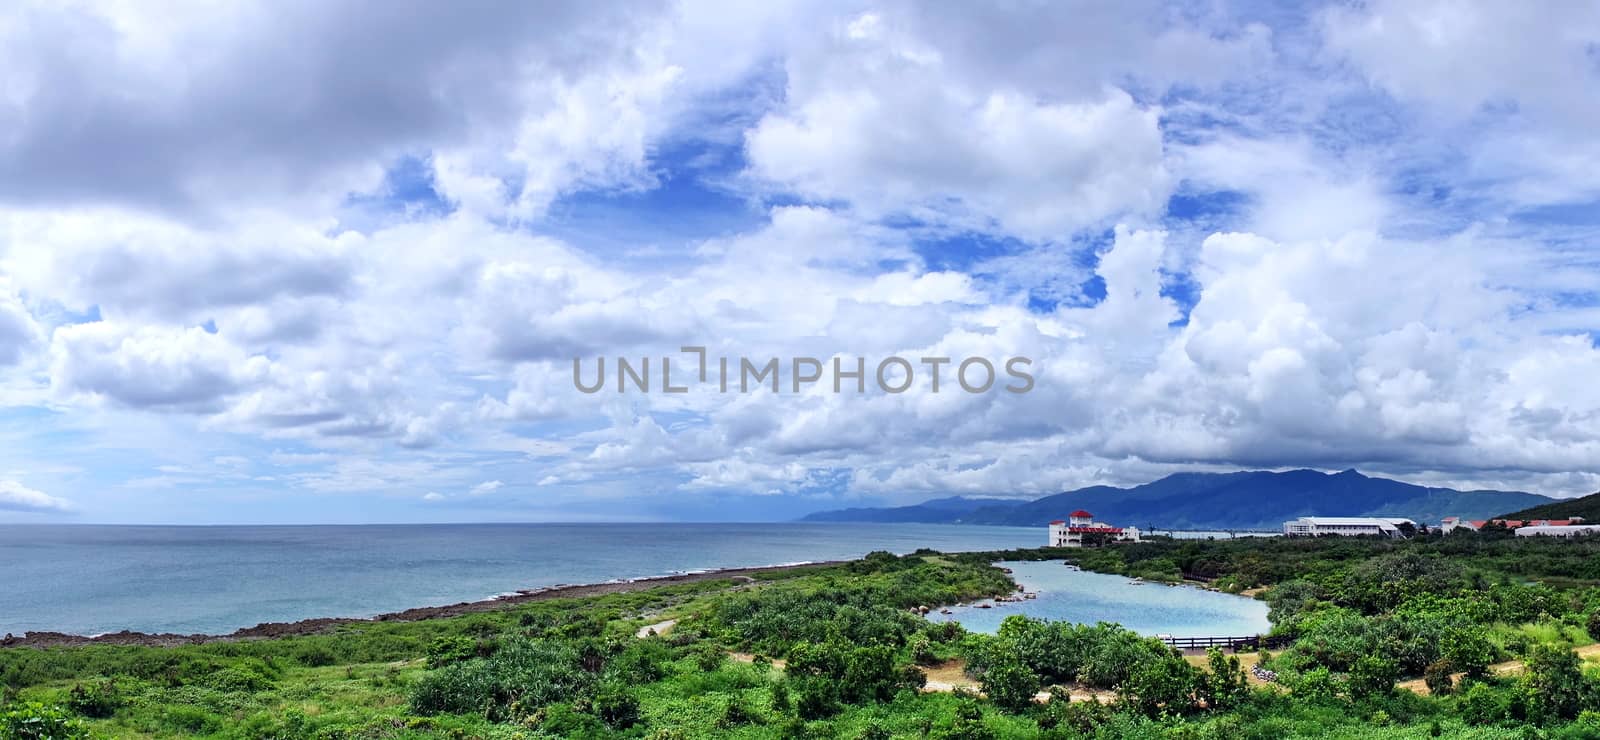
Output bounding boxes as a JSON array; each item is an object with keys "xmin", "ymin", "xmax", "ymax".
[
  {"xmin": 1282, "ymin": 516, "xmax": 1416, "ymax": 538},
  {"xmin": 1441, "ymin": 516, "xmax": 1585, "ymax": 533},
  {"xmin": 1515, "ymin": 524, "xmax": 1600, "ymax": 538},
  {"xmin": 1048, "ymin": 510, "xmax": 1142, "ymax": 548}
]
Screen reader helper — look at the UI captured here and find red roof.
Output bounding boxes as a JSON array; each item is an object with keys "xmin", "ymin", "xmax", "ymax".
[
  {"xmin": 1069, "ymin": 510, "xmax": 1093, "ymax": 518},
  {"xmin": 1067, "ymin": 526, "xmax": 1123, "ymax": 534},
  {"xmin": 1048, "ymin": 520, "xmax": 1066, "ymax": 525}
]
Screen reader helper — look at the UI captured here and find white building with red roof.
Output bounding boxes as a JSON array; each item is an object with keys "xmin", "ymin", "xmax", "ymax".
[{"xmin": 1048, "ymin": 510, "xmax": 1142, "ymax": 548}]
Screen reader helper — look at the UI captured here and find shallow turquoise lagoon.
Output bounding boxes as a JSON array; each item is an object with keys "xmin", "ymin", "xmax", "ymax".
[{"xmin": 926, "ymin": 560, "xmax": 1271, "ymax": 637}]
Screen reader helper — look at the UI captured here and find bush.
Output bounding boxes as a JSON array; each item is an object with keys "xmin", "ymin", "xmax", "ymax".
[
  {"xmin": 0, "ymin": 702, "xmax": 88, "ymax": 740},
  {"xmin": 1288, "ymin": 666, "xmax": 1341, "ymax": 701},
  {"xmin": 1200, "ymin": 648, "xmax": 1249, "ymax": 710},
  {"xmin": 1459, "ymin": 681, "xmax": 1510, "ymax": 725},
  {"xmin": 592, "ymin": 685, "xmax": 640, "ymax": 729},
  {"xmin": 1118, "ymin": 650, "xmax": 1200, "ymax": 716},
  {"xmin": 1423, "ymin": 660, "xmax": 1455, "ymax": 696},
  {"xmin": 941, "ymin": 700, "xmax": 995, "ymax": 740},
  {"xmin": 426, "ymin": 635, "xmax": 479, "ymax": 668},
  {"xmin": 1522, "ymin": 643, "xmax": 1587, "ymax": 722},
  {"xmin": 979, "ymin": 658, "xmax": 1040, "ymax": 711},
  {"xmin": 1348, "ymin": 654, "xmax": 1398, "ymax": 699},
  {"xmin": 692, "ymin": 643, "xmax": 725, "ymax": 672},
  {"xmin": 409, "ymin": 637, "xmax": 595, "ymax": 721},
  {"xmin": 65, "ymin": 679, "xmax": 122, "ymax": 718}
]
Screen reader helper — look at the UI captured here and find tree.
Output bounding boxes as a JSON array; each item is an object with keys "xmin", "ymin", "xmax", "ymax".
[
  {"xmin": 1347, "ymin": 653, "xmax": 1398, "ymax": 699},
  {"xmin": 1422, "ymin": 660, "xmax": 1455, "ymax": 696},
  {"xmin": 1199, "ymin": 648, "xmax": 1249, "ymax": 710},
  {"xmin": 1119, "ymin": 651, "xmax": 1201, "ymax": 716},
  {"xmin": 1523, "ymin": 644, "xmax": 1587, "ymax": 722},
  {"xmin": 978, "ymin": 658, "xmax": 1040, "ymax": 712},
  {"xmin": 1440, "ymin": 625, "xmax": 1495, "ymax": 677}
]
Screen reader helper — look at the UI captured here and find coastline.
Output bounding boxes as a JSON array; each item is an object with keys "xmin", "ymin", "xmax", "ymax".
[{"xmin": 0, "ymin": 560, "xmax": 841, "ymax": 650}]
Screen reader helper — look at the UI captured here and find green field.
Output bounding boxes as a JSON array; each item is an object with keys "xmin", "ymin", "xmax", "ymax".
[{"xmin": 5, "ymin": 535, "xmax": 1600, "ymax": 738}]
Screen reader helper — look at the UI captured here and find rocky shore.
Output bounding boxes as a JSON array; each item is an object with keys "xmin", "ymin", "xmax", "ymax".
[{"xmin": 1, "ymin": 561, "xmax": 839, "ymax": 649}]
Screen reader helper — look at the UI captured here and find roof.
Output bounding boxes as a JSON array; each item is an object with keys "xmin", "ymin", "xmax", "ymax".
[
  {"xmin": 1291, "ymin": 517, "xmax": 1413, "ymax": 526},
  {"xmin": 1515, "ymin": 524, "xmax": 1600, "ymax": 535},
  {"xmin": 1069, "ymin": 510, "xmax": 1093, "ymax": 518},
  {"xmin": 1048, "ymin": 520, "xmax": 1065, "ymax": 525},
  {"xmin": 1067, "ymin": 526, "xmax": 1123, "ymax": 533}
]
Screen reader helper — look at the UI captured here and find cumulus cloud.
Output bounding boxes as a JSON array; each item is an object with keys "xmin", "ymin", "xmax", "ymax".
[
  {"xmin": 0, "ymin": 480, "xmax": 73, "ymax": 512},
  {"xmin": 50, "ymin": 323, "xmax": 270, "ymax": 411},
  {"xmin": 1, "ymin": 1, "xmax": 1598, "ymax": 521},
  {"xmin": 0, "ymin": 0, "xmax": 672, "ymax": 216},
  {"xmin": 0, "ymin": 282, "xmax": 42, "ymax": 365},
  {"xmin": 746, "ymin": 20, "xmax": 1169, "ymax": 240}
]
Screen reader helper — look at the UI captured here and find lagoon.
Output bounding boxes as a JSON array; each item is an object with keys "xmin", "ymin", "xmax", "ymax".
[{"xmin": 926, "ymin": 560, "xmax": 1272, "ymax": 637}]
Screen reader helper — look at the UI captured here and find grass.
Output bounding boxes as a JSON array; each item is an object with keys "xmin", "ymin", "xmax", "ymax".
[{"xmin": 5, "ymin": 541, "xmax": 1600, "ymax": 738}]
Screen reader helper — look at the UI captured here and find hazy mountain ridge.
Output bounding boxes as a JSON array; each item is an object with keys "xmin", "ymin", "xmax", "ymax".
[{"xmin": 801, "ymin": 470, "xmax": 1556, "ymax": 530}]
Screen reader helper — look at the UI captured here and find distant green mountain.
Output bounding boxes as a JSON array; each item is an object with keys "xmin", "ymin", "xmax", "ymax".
[
  {"xmin": 800, "ymin": 469, "xmax": 1555, "ymax": 530},
  {"xmin": 1495, "ymin": 491, "xmax": 1600, "ymax": 521}
]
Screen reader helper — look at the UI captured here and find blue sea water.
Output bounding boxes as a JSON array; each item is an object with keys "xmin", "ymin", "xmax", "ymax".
[
  {"xmin": 0, "ymin": 523, "xmax": 1043, "ymax": 636},
  {"xmin": 927, "ymin": 560, "xmax": 1270, "ymax": 637}
]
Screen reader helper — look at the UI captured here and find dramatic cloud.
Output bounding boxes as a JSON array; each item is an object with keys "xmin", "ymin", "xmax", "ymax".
[
  {"xmin": 1, "ymin": 0, "xmax": 1597, "ymax": 522},
  {"xmin": 0, "ymin": 0, "xmax": 671, "ymax": 216}
]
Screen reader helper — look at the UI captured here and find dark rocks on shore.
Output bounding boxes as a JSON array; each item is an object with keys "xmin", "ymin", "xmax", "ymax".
[{"xmin": 2, "ymin": 560, "xmax": 843, "ymax": 650}]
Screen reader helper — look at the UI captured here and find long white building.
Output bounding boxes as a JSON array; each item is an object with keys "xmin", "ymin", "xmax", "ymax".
[
  {"xmin": 1282, "ymin": 516, "xmax": 1416, "ymax": 538},
  {"xmin": 1515, "ymin": 524, "xmax": 1600, "ymax": 538}
]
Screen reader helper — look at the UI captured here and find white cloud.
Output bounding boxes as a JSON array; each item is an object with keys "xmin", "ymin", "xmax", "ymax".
[
  {"xmin": 0, "ymin": 0, "xmax": 673, "ymax": 217},
  {"xmin": 50, "ymin": 323, "xmax": 270, "ymax": 411},
  {"xmin": 0, "ymin": 480, "xmax": 72, "ymax": 512},
  {"xmin": 1, "ymin": 1, "xmax": 1598, "ymax": 521},
  {"xmin": 0, "ymin": 281, "xmax": 42, "ymax": 365},
  {"xmin": 747, "ymin": 57, "xmax": 1169, "ymax": 240}
]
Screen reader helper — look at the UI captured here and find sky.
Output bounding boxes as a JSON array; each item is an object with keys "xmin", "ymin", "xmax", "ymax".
[{"xmin": 2, "ymin": 1, "xmax": 1600, "ymax": 524}]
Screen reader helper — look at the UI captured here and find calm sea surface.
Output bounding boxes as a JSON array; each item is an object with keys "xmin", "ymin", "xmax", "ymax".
[
  {"xmin": 0, "ymin": 523, "xmax": 1043, "ymax": 636},
  {"xmin": 927, "ymin": 560, "xmax": 1271, "ymax": 637}
]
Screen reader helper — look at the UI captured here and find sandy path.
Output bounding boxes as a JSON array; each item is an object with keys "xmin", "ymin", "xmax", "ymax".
[
  {"xmin": 1397, "ymin": 643, "xmax": 1600, "ymax": 695},
  {"xmin": 635, "ymin": 619, "xmax": 678, "ymax": 638},
  {"xmin": 918, "ymin": 659, "xmax": 1106, "ymax": 703}
]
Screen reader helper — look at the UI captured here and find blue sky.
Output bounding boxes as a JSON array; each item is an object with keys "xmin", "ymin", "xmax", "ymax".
[{"xmin": 2, "ymin": 1, "xmax": 1600, "ymax": 523}]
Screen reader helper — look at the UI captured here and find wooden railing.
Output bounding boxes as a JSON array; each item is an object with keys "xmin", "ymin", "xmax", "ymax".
[{"xmin": 1158, "ymin": 635, "xmax": 1291, "ymax": 650}]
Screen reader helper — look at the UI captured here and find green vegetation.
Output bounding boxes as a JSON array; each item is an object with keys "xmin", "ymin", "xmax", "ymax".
[
  {"xmin": 1497, "ymin": 489, "xmax": 1600, "ymax": 522},
  {"xmin": 4, "ymin": 535, "xmax": 1600, "ymax": 737}
]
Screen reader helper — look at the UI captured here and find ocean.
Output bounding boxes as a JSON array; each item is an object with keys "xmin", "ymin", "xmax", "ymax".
[{"xmin": 0, "ymin": 522, "xmax": 1042, "ymax": 637}]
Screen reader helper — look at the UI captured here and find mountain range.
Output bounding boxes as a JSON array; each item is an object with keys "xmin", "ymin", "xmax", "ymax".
[{"xmin": 800, "ymin": 469, "xmax": 1559, "ymax": 530}]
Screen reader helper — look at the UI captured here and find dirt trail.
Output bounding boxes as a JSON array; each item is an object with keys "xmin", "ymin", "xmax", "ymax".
[
  {"xmin": 1397, "ymin": 644, "xmax": 1600, "ymax": 696},
  {"xmin": 635, "ymin": 619, "xmax": 677, "ymax": 639},
  {"xmin": 918, "ymin": 659, "xmax": 1108, "ymax": 703}
]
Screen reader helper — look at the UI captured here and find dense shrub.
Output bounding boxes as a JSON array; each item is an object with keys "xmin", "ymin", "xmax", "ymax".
[
  {"xmin": 977, "ymin": 659, "xmax": 1039, "ymax": 711},
  {"xmin": 0, "ymin": 702, "xmax": 88, "ymax": 740},
  {"xmin": 409, "ymin": 638, "xmax": 595, "ymax": 721},
  {"xmin": 1347, "ymin": 654, "xmax": 1398, "ymax": 698},
  {"xmin": 1422, "ymin": 660, "xmax": 1455, "ymax": 696},
  {"xmin": 65, "ymin": 679, "xmax": 122, "ymax": 719}
]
